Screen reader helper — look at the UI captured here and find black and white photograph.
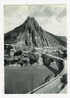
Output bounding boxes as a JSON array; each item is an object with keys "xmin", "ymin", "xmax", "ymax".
[{"xmin": 4, "ymin": 4, "xmax": 67, "ymax": 94}]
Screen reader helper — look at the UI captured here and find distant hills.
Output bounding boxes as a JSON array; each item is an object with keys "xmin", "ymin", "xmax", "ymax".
[{"xmin": 4, "ymin": 16, "xmax": 67, "ymax": 49}]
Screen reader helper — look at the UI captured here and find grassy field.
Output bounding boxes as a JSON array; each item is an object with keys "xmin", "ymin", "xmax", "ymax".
[{"xmin": 5, "ymin": 64, "xmax": 54, "ymax": 94}]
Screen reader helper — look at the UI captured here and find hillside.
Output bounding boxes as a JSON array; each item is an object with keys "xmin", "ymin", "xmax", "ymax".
[{"xmin": 4, "ymin": 16, "xmax": 66, "ymax": 49}]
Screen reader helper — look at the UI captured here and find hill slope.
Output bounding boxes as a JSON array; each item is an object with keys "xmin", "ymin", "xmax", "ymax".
[{"xmin": 4, "ymin": 16, "xmax": 66, "ymax": 48}]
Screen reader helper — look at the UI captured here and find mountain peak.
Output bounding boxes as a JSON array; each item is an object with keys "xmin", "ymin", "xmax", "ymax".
[
  {"xmin": 20, "ymin": 16, "xmax": 40, "ymax": 34},
  {"xmin": 27, "ymin": 16, "xmax": 35, "ymax": 21},
  {"xmin": 24, "ymin": 16, "xmax": 39, "ymax": 27},
  {"xmin": 4, "ymin": 16, "xmax": 66, "ymax": 48}
]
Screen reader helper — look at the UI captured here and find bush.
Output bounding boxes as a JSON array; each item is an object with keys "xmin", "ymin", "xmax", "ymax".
[
  {"xmin": 56, "ymin": 60, "xmax": 64, "ymax": 73},
  {"xmin": 29, "ymin": 53, "xmax": 39, "ymax": 64},
  {"xmin": 61, "ymin": 74, "xmax": 67, "ymax": 84},
  {"xmin": 14, "ymin": 50, "xmax": 22, "ymax": 56},
  {"xmin": 17, "ymin": 58, "xmax": 29, "ymax": 67},
  {"xmin": 41, "ymin": 54, "xmax": 53, "ymax": 67}
]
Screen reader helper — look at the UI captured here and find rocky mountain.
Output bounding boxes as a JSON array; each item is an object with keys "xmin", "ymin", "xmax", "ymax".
[{"xmin": 4, "ymin": 16, "xmax": 66, "ymax": 49}]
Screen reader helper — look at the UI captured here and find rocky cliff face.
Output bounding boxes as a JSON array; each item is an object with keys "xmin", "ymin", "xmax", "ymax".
[{"xmin": 4, "ymin": 16, "xmax": 66, "ymax": 49}]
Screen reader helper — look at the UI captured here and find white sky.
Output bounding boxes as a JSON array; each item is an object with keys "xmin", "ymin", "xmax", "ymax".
[{"xmin": 4, "ymin": 5, "xmax": 67, "ymax": 36}]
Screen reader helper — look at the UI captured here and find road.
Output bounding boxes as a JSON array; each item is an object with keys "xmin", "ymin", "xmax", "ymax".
[{"xmin": 28, "ymin": 59, "xmax": 67, "ymax": 94}]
